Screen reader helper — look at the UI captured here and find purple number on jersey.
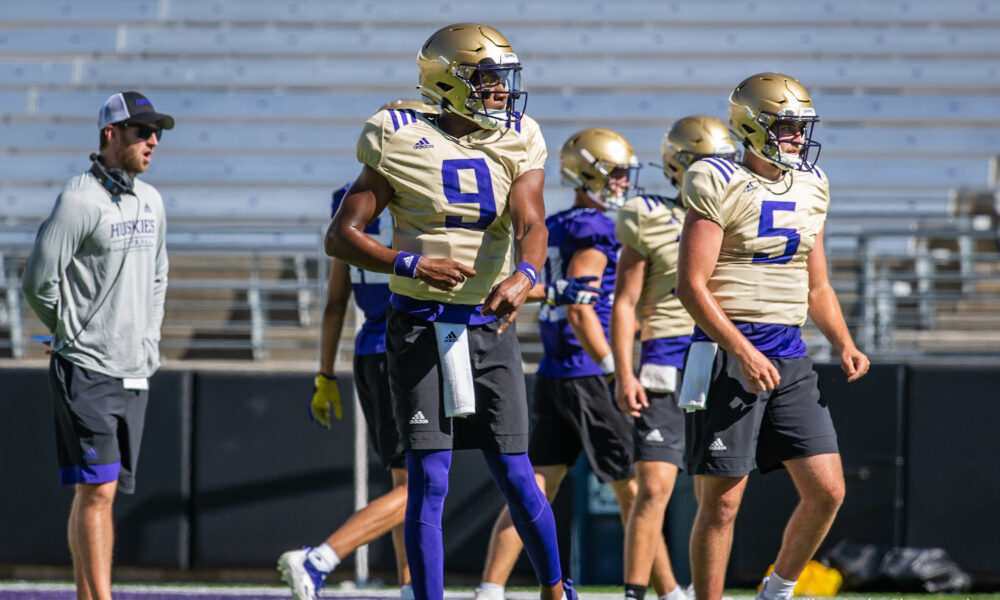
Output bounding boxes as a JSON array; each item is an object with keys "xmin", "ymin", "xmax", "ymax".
[
  {"xmin": 442, "ymin": 158, "xmax": 497, "ymax": 231},
  {"xmin": 753, "ymin": 200, "xmax": 800, "ymax": 264}
]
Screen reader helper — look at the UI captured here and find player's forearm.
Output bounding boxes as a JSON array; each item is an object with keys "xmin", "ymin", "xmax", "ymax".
[
  {"xmin": 567, "ymin": 305, "xmax": 612, "ymax": 366},
  {"xmin": 513, "ymin": 219, "xmax": 547, "ymax": 273},
  {"xmin": 318, "ymin": 305, "xmax": 346, "ymax": 377},
  {"xmin": 610, "ymin": 299, "xmax": 637, "ymax": 379},
  {"xmin": 808, "ymin": 284, "xmax": 857, "ymax": 353}
]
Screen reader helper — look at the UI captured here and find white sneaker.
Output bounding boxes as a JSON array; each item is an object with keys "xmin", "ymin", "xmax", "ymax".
[
  {"xmin": 473, "ymin": 585, "xmax": 506, "ymax": 600},
  {"xmin": 278, "ymin": 547, "xmax": 327, "ymax": 600},
  {"xmin": 754, "ymin": 578, "xmax": 791, "ymax": 600}
]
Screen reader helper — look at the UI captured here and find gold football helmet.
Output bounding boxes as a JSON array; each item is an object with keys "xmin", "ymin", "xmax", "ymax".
[
  {"xmin": 560, "ymin": 128, "xmax": 640, "ymax": 210},
  {"xmin": 729, "ymin": 72, "xmax": 821, "ymax": 171},
  {"xmin": 417, "ymin": 23, "xmax": 525, "ymax": 130},
  {"xmin": 661, "ymin": 115, "xmax": 739, "ymax": 188},
  {"xmin": 377, "ymin": 98, "xmax": 438, "ymax": 113}
]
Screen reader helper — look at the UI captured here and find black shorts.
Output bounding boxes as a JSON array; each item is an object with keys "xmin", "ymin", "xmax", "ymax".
[
  {"xmin": 529, "ymin": 373, "xmax": 634, "ymax": 483},
  {"xmin": 386, "ymin": 306, "xmax": 528, "ymax": 453},
  {"xmin": 633, "ymin": 390, "xmax": 685, "ymax": 468},
  {"xmin": 49, "ymin": 354, "xmax": 149, "ymax": 494},
  {"xmin": 685, "ymin": 351, "xmax": 839, "ymax": 477},
  {"xmin": 354, "ymin": 352, "xmax": 405, "ymax": 470}
]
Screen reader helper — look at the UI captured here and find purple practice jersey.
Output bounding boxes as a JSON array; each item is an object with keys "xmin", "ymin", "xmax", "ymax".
[
  {"xmin": 331, "ymin": 184, "xmax": 391, "ymax": 356},
  {"xmin": 537, "ymin": 207, "xmax": 619, "ymax": 378}
]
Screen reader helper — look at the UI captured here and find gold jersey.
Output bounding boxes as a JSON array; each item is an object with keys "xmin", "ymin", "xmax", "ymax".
[
  {"xmin": 682, "ymin": 157, "xmax": 829, "ymax": 326},
  {"xmin": 617, "ymin": 194, "xmax": 695, "ymax": 341},
  {"xmin": 357, "ymin": 109, "xmax": 547, "ymax": 305}
]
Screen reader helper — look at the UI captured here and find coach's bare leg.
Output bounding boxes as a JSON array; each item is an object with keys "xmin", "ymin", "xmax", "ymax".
[
  {"xmin": 689, "ymin": 475, "xmax": 747, "ymax": 600},
  {"xmin": 621, "ymin": 462, "xmax": 680, "ymax": 595},
  {"xmin": 325, "ymin": 467, "xmax": 410, "ymax": 584},
  {"xmin": 771, "ymin": 453, "xmax": 845, "ymax": 581},
  {"xmin": 481, "ymin": 464, "xmax": 567, "ymax": 586},
  {"xmin": 69, "ymin": 480, "xmax": 117, "ymax": 600}
]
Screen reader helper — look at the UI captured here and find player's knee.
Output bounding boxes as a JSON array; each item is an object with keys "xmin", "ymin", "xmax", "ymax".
[
  {"xmin": 75, "ymin": 481, "xmax": 117, "ymax": 507},
  {"xmin": 700, "ymin": 494, "xmax": 742, "ymax": 526},
  {"xmin": 811, "ymin": 480, "xmax": 845, "ymax": 514},
  {"xmin": 637, "ymin": 477, "xmax": 673, "ymax": 506}
]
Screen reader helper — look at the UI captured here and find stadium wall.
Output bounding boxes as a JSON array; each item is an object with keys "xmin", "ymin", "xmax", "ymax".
[{"xmin": 0, "ymin": 364, "xmax": 997, "ymax": 587}]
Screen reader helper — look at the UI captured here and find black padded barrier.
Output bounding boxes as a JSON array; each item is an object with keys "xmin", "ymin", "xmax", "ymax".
[{"xmin": 904, "ymin": 364, "xmax": 1000, "ymax": 582}]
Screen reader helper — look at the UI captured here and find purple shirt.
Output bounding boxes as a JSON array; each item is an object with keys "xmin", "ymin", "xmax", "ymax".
[{"xmin": 537, "ymin": 207, "xmax": 619, "ymax": 378}]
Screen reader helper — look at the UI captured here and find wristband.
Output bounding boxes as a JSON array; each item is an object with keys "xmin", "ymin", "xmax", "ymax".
[
  {"xmin": 599, "ymin": 353, "xmax": 615, "ymax": 376},
  {"xmin": 514, "ymin": 262, "xmax": 538, "ymax": 287},
  {"xmin": 393, "ymin": 251, "xmax": 422, "ymax": 278}
]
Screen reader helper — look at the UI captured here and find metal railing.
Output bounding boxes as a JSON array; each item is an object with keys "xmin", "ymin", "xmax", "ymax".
[{"xmin": 3, "ymin": 222, "xmax": 1000, "ymax": 364}]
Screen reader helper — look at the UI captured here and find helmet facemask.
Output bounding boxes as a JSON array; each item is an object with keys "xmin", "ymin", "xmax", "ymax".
[
  {"xmin": 447, "ymin": 57, "xmax": 526, "ymax": 130},
  {"xmin": 566, "ymin": 149, "xmax": 642, "ymax": 211},
  {"xmin": 740, "ymin": 108, "xmax": 821, "ymax": 172}
]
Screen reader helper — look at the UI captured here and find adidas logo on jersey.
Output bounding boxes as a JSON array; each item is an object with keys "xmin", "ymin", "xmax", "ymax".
[
  {"xmin": 708, "ymin": 437, "xmax": 727, "ymax": 452},
  {"xmin": 409, "ymin": 411, "xmax": 429, "ymax": 425},
  {"xmin": 413, "ymin": 137, "xmax": 434, "ymax": 150},
  {"xmin": 443, "ymin": 331, "xmax": 458, "ymax": 343},
  {"xmin": 645, "ymin": 429, "xmax": 664, "ymax": 443},
  {"xmin": 744, "ymin": 182, "xmax": 758, "ymax": 193},
  {"xmin": 83, "ymin": 447, "xmax": 99, "ymax": 461},
  {"xmin": 144, "ymin": 203, "xmax": 153, "ymax": 213}
]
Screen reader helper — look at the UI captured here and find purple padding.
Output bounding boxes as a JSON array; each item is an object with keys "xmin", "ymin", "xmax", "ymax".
[{"xmin": 60, "ymin": 461, "xmax": 120, "ymax": 485}]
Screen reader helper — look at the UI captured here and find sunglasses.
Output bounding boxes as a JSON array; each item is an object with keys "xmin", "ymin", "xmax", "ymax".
[{"xmin": 116, "ymin": 122, "xmax": 163, "ymax": 141}]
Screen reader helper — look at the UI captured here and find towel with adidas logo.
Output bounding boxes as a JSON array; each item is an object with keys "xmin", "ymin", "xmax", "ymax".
[{"xmin": 433, "ymin": 322, "xmax": 476, "ymax": 418}]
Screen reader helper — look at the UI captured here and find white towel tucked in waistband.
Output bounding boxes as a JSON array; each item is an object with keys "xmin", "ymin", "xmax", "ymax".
[
  {"xmin": 677, "ymin": 341, "xmax": 718, "ymax": 412},
  {"xmin": 434, "ymin": 322, "xmax": 476, "ymax": 418},
  {"xmin": 638, "ymin": 363, "xmax": 678, "ymax": 393}
]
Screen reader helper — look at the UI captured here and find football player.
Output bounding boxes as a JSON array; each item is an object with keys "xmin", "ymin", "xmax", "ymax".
[
  {"xmin": 675, "ymin": 73, "xmax": 870, "ymax": 600},
  {"xmin": 612, "ymin": 116, "xmax": 738, "ymax": 600},
  {"xmin": 326, "ymin": 24, "xmax": 574, "ymax": 600},
  {"xmin": 474, "ymin": 128, "xmax": 681, "ymax": 600}
]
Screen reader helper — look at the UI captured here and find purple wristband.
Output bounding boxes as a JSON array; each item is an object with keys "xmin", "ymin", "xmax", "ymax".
[
  {"xmin": 393, "ymin": 251, "xmax": 422, "ymax": 278},
  {"xmin": 515, "ymin": 262, "xmax": 538, "ymax": 287}
]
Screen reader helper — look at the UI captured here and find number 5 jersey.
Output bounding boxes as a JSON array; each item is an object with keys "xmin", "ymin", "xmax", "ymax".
[{"xmin": 681, "ymin": 156, "xmax": 829, "ymax": 327}]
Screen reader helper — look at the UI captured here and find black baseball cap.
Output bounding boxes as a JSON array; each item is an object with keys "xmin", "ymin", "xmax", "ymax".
[{"xmin": 98, "ymin": 91, "xmax": 175, "ymax": 130}]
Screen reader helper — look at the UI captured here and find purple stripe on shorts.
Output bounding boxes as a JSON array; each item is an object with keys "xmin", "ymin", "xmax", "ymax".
[{"xmin": 60, "ymin": 461, "xmax": 120, "ymax": 486}]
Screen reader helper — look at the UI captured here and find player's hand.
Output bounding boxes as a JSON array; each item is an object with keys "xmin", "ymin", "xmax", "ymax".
[
  {"xmin": 414, "ymin": 257, "xmax": 476, "ymax": 291},
  {"xmin": 615, "ymin": 373, "xmax": 648, "ymax": 418},
  {"xmin": 840, "ymin": 346, "xmax": 870, "ymax": 382},
  {"xmin": 735, "ymin": 347, "xmax": 780, "ymax": 393},
  {"xmin": 546, "ymin": 276, "xmax": 603, "ymax": 306},
  {"xmin": 310, "ymin": 373, "xmax": 343, "ymax": 428},
  {"xmin": 482, "ymin": 273, "xmax": 533, "ymax": 334}
]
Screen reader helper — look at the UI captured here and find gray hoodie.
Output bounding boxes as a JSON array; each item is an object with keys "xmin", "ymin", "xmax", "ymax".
[{"xmin": 22, "ymin": 170, "xmax": 168, "ymax": 378}]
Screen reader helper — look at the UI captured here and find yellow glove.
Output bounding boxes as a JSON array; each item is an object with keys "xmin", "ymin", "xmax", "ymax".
[{"xmin": 310, "ymin": 373, "xmax": 343, "ymax": 428}]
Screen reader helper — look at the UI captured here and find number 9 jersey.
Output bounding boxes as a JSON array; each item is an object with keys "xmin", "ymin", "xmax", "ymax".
[
  {"xmin": 681, "ymin": 157, "xmax": 829, "ymax": 326},
  {"xmin": 356, "ymin": 108, "xmax": 547, "ymax": 306}
]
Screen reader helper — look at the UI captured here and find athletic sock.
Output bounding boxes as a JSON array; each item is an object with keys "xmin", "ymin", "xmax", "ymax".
[
  {"xmin": 481, "ymin": 451, "xmax": 561, "ymax": 586},
  {"xmin": 762, "ymin": 572, "xmax": 796, "ymax": 599},
  {"xmin": 659, "ymin": 585, "xmax": 687, "ymax": 600},
  {"xmin": 405, "ymin": 449, "xmax": 452, "ymax": 600},
  {"xmin": 401, "ymin": 584, "xmax": 415, "ymax": 600},
  {"xmin": 624, "ymin": 583, "xmax": 647, "ymax": 600},
  {"xmin": 477, "ymin": 582, "xmax": 506, "ymax": 600},
  {"xmin": 306, "ymin": 543, "xmax": 339, "ymax": 574}
]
